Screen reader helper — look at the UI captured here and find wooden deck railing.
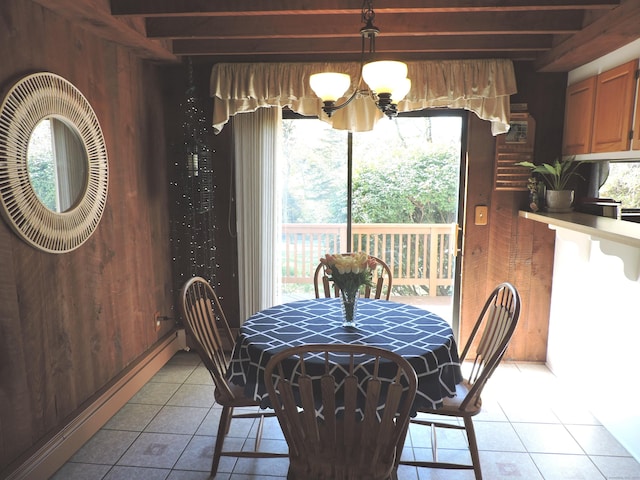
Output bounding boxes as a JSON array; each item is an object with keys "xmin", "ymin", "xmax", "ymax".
[{"xmin": 282, "ymin": 223, "xmax": 457, "ymax": 296}]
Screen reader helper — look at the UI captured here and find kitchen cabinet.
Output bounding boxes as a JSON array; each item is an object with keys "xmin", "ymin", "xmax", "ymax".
[
  {"xmin": 634, "ymin": 75, "xmax": 640, "ymax": 150},
  {"xmin": 562, "ymin": 76, "xmax": 596, "ymax": 155},
  {"xmin": 562, "ymin": 59, "xmax": 638, "ymax": 155},
  {"xmin": 591, "ymin": 60, "xmax": 637, "ymax": 153}
]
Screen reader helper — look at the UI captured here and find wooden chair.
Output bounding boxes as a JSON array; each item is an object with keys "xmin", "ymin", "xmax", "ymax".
[
  {"xmin": 313, "ymin": 253, "xmax": 393, "ymax": 300},
  {"xmin": 264, "ymin": 343, "xmax": 418, "ymax": 480},
  {"xmin": 399, "ymin": 282, "xmax": 521, "ymax": 480},
  {"xmin": 179, "ymin": 276, "xmax": 287, "ymax": 477}
]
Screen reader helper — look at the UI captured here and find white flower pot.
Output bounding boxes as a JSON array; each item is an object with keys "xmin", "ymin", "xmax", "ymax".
[{"xmin": 545, "ymin": 190, "xmax": 574, "ymax": 212}]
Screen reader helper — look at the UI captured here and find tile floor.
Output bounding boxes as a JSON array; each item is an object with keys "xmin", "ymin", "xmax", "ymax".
[{"xmin": 51, "ymin": 351, "xmax": 640, "ymax": 480}]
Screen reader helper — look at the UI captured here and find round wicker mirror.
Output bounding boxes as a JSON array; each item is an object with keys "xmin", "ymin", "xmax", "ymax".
[{"xmin": 0, "ymin": 72, "xmax": 108, "ymax": 253}]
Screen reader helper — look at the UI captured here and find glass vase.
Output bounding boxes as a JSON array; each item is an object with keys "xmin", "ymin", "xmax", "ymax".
[{"xmin": 340, "ymin": 288, "xmax": 359, "ymax": 328}]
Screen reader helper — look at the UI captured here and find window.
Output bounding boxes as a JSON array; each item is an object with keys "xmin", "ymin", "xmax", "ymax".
[{"xmin": 599, "ymin": 161, "xmax": 640, "ymax": 208}]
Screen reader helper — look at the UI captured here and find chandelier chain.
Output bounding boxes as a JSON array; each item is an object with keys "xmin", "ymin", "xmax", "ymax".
[{"xmin": 361, "ymin": 0, "xmax": 375, "ymax": 25}]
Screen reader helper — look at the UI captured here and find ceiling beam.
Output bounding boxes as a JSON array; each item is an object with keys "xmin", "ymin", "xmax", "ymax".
[
  {"xmin": 146, "ymin": 11, "xmax": 585, "ymax": 40},
  {"xmin": 536, "ymin": 0, "xmax": 640, "ymax": 71},
  {"xmin": 112, "ymin": 0, "xmax": 619, "ymax": 17},
  {"xmin": 172, "ymin": 35, "xmax": 553, "ymax": 56},
  {"xmin": 187, "ymin": 51, "xmax": 540, "ymax": 65}
]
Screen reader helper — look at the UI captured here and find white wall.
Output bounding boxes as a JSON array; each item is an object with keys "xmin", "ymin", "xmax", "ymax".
[{"xmin": 546, "ymin": 227, "xmax": 640, "ymax": 460}]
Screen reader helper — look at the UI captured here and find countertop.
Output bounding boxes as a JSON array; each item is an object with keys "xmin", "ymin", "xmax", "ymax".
[{"xmin": 519, "ymin": 210, "xmax": 640, "ymax": 248}]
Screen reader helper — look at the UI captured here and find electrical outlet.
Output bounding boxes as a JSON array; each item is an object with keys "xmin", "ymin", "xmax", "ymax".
[{"xmin": 154, "ymin": 311, "xmax": 161, "ymax": 331}]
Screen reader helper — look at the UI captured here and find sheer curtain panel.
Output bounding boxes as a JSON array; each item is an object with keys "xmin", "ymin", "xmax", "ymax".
[{"xmin": 232, "ymin": 107, "xmax": 282, "ymax": 323}]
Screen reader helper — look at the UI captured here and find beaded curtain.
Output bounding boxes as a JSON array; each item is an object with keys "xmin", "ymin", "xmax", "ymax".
[{"xmin": 170, "ymin": 61, "xmax": 219, "ymax": 305}]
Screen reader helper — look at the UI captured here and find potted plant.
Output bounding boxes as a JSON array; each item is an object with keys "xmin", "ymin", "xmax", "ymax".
[{"xmin": 517, "ymin": 157, "xmax": 584, "ymax": 212}]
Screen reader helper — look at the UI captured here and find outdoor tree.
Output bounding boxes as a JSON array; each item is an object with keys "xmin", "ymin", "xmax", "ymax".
[
  {"xmin": 352, "ymin": 144, "xmax": 459, "ymax": 224},
  {"xmin": 281, "ymin": 119, "xmax": 347, "ymax": 223},
  {"xmin": 26, "ymin": 120, "xmax": 57, "ymax": 211},
  {"xmin": 599, "ymin": 162, "xmax": 640, "ymax": 208}
]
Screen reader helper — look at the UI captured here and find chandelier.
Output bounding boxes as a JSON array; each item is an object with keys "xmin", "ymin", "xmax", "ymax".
[{"xmin": 309, "ymin": 0, "xmax": 411, "ymax": 119}]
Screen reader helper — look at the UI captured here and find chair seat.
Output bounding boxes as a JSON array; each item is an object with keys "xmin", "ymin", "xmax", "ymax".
[
  {"xmin": 214, "ymin": 380, "xmax": 260, "ymax": 407},
  {"xmin": 420, "ymin": 380, "xmax": 482, "ymax": 417}
]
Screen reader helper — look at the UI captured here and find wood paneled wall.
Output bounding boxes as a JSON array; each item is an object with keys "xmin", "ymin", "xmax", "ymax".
[
  {"xmin": 0, "ymin": 0, "xmax": 174, "ymax": 473},
  {"xmin": 460, "ymin": 63, "xmax": 566, "ymax": 362}
]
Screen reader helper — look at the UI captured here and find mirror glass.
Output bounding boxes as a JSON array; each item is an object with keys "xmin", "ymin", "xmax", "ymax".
[{"xmin": 27, "ymin": 117, "xmax": 88, "ymax": 213}]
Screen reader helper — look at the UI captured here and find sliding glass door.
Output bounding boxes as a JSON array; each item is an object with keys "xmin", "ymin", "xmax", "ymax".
[{"xmin": 279, "ymin": 111, "xmax": 466, "ymax": 326}]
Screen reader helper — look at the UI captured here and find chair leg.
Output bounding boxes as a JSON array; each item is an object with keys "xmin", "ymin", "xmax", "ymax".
[
  {"xmin": 254, "ymin": 413, "xmax": 265, "ymax": 451},
  {"xmin": 431, "ymin": 423, "xmax": 438, "ymax": 462},
  {"xmin": 463, "ymin": 416, "xmax": 482, "ymax": 480},
  {"xmin": 211, "ymin": 406, "xmax": 233, "ymax": 476},
  {"xmin": 390, "ymin": 466, "xmax": 399, "ymax": 480}
]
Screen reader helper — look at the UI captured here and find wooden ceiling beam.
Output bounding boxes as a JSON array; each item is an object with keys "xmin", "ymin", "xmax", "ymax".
[
  {"xmin": 32, "ymin": 0, "xmax": 639, "ymax": 71},
  {"xmin": 146, "ymin": 11, "xmax": 585, "ymax": 39},
  {"xmin": 536, "ymin": 0, "xmax": 640, "ymax": 71},
  {"xmin": 186, "ymin": 51, "xmax": 540, "ymax": 64},
  {"xmin": 112, "ymin": 0, "xmax": 619, "ymax": 17},
  {"xmin": 172, "ymin": 35, "xmax": 553, "ymax": 56}
]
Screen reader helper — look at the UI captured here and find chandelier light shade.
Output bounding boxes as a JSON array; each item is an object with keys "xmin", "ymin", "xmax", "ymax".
[
  {"xmin": 310, "ymin": 0, "xmax": 411, "ymax": 119},
  {"xmin": 309, "ymin": 73, "xmax": 351, "ymax": 102},
  {"xmin": 362, "ymin": 60, "xmax": 408, "ymax": 95},
  {"xmin": 392, "ymin": 77, "xmax": 412, "ymax": 103}
]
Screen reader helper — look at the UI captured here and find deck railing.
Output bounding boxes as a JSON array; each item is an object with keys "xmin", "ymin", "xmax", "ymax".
[{"xmin": 282, "ymin": 223, "xmax": 457, "ymax": 296}]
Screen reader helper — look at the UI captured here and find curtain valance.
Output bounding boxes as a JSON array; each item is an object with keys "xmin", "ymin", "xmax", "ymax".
[{"xmin": 210, "ymin": 59, "xmax": 517, "ymax": 135}]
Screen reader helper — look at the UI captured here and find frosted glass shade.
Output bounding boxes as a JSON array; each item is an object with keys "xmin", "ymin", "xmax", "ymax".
[
  {"xmin": 392, "ymin": 77, "xmax": 411, "ymax": 103},
  {"xmin": 362, "ymin": 61, "xmax": 408, "ymax": 94},
  {"xmin": 309, "ymin": 73, "xmax": 351, "ymax": 101}
]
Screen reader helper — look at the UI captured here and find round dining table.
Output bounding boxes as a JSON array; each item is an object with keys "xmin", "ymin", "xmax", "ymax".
[{"xmin": 227, "ymin": 297, "xmax": 463, "ymax": 412}]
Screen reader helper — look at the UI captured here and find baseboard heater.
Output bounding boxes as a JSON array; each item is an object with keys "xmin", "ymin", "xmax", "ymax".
[{"xmin": 4, "ymin": 329, "xmax": 187, "ymax": 480}]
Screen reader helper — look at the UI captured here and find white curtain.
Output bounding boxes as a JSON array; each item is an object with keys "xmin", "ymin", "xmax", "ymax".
[
  {"xmin": 232, "ymin": 107, "xmax": 282, "ymax": 323},
  {"xmin": 52, "ymin": 118, "xmax": 86, "ymax": 212},
  {"xmin": 210, "ymin": 59, "xmax": 517, "ymax": 135}
]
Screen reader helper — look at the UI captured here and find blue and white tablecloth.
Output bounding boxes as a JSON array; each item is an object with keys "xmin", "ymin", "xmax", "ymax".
[{"xmin": 228, "ymin": 298, "xmax": 463, "ymax": 411}]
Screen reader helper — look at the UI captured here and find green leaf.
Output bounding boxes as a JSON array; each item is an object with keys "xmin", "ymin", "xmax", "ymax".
[{"xmin": 516, "ymin": 161, "xmax": 536, "ymax": 168}]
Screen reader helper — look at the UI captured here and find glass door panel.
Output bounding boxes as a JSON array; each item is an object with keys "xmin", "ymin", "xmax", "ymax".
[
  {"xmin": 279, "ymin": 113, "xmax": 464, "ymax": 327},
  {"xmin": 351, "ymin": 116, "xmax": 463, "ymax": 324},
  {"xmin": 280, "ymin": 118, "xmax": 347, "ymax": 302}
]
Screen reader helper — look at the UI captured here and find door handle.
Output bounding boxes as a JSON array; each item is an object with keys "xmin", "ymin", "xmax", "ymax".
[{"xmin": 454, "ymin": 224, "xmax": 462, "ymax": 256}]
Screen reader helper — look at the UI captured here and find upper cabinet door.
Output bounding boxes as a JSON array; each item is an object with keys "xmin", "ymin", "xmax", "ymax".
[
  {"xmin": 562, "ymin": 76, "xmax": 596, "ymax": 156},
  {"xmin": 591, "ymin": 59, "xmax": 638, "ymax": 153},
  {"xmin": 633, "ymin": 72, "xmax": 640, "ymax": 151}
]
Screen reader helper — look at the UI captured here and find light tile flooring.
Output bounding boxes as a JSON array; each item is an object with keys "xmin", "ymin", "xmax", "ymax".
[{"xmin": 52, "ymin": 351, "xmax": 640, "ymax": 480}]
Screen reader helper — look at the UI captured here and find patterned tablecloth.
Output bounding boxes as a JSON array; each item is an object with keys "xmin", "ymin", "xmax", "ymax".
[
  {"xmin": 229, "ymin": 298, "xmax": 462, "ymax": 408},
  {"xmin": 228, "ymin": 298, "xmax": 463, "ymax": 411}
]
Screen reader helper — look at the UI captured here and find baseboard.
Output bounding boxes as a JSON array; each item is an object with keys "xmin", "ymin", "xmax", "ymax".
[{"xmin": 4, "ymin": 329, "xmax": 187, "ymax": 480}]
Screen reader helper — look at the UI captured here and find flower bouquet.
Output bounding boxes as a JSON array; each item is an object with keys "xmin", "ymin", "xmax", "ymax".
[{"xmin": 319, "ymin": 252, "xmax": 378, "ymax": 327}]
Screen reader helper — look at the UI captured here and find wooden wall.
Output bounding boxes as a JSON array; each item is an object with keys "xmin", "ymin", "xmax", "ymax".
[
  {"xmin": 460, "ymin": 62, "xmax": 566, "ymax": 361},
  {"xmin": 0, "ymin": 0, "xmax": 174, "ymax": 473}
]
